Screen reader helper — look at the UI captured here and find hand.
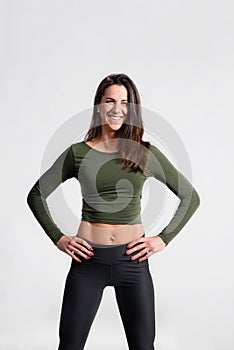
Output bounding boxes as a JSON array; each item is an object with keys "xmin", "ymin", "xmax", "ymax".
[
  {"xmin": 125, "ymin": 235, "xmax": 166, "ymax": 263},
  {"xmin": 56, "ymin": 235, "xmax": 94, "ymax": 263}
]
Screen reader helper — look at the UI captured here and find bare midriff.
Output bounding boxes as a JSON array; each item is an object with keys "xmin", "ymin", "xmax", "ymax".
[{"xmin": 76, "ymin": 220, "xmax": 145, "ymax": 245}]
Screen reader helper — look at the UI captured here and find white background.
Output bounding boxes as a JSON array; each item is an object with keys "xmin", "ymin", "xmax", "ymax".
[{"xmin": 1, "ymin": 0, "xmax": 233, "ymax": 349}]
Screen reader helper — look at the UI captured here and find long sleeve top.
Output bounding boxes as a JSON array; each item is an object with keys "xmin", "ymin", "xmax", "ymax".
[{"xmin": 26, "ymin": 141, "xmax": 200, "ymax": 246}]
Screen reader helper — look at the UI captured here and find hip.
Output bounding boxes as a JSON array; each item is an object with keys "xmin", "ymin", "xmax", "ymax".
[{"xmin": 73, "ymin": 233, "xmax": 147, "ymax": 265}]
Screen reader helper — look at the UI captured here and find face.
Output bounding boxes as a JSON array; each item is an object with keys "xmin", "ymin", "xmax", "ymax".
[{"xmin": 98, "ymin": 84, "xmax": 128, "ymax": 131}]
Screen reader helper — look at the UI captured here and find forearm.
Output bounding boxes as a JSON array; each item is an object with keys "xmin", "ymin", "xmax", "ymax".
[
  {"xmin": 27, "ymin": 182, "xmax": 66, "ymax": 245},
  {"xmin": 157, "ymin": 187, "xmax": 200, "ymax": 246},
  {"xmin": 26, "ymin": 145, "xmax": 76, "ymax": 245}
]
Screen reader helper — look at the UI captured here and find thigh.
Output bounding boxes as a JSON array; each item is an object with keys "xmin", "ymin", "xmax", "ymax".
[
  {"xmin": 114, "ymin": 261, "xmax": 156, "ymax": 350},
  {"xmin": 58, "ymin": 260, "xmax": 107, "ymax": 350}
]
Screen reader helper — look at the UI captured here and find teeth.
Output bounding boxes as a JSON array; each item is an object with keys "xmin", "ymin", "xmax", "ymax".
[{"xmin": 109, "ymin": 116, "xmax": 122, "ymax": 120}]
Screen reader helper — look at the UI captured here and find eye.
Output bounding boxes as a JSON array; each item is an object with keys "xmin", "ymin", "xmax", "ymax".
[{"xmin": 106, "ymin": 101, "xmax": 128, "ymax": 103}]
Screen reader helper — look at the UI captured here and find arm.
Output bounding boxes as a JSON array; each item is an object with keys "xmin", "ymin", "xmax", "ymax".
[
  {"xmin": 148, "ymin": 145, "xmax": 200, "ymax": 246},
  {"xmin": 26, "ymin": 145, "xmax": 77, "ymax": 245}
]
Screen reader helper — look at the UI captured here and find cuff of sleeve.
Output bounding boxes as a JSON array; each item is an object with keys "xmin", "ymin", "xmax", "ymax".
[
  {"xmin": 51, "ymin": 231, "xmax": 66, "ymax": 245},
  {"xmin": 157, "ymin": 233, "xmax": 170, "ymax": 246}
]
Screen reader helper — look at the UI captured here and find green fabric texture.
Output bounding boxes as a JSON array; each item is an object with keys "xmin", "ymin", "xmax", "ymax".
[{"xmin": 27, "ymin": 141, "xmax": 200, "ymax": 246}]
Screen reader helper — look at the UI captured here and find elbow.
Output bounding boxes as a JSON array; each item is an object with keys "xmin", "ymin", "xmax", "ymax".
[
  {"xmin": 26, "ymin": 183, "xmax": 38, "ymax": 208},
  {"xmin": 26, "ymin": 180, "xmax": 41, "ymax": 208},
  {"xmin": 26, "ymin": 189, "xmax": 33, "ymax": 208},
  {"xmin": 193, "ymin": 188, "xmax": 201, "ymax": 209}
]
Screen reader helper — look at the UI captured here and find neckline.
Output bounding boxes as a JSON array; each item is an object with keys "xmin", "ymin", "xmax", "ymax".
[{"xmin": 82, "ymin": 141, "xmax": 120, "ymax": 154}]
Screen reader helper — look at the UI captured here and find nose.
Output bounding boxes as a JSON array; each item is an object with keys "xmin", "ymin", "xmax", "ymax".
[{"xmin": 112, "ymin": 102, "xmax": 124, "ymax": 114}]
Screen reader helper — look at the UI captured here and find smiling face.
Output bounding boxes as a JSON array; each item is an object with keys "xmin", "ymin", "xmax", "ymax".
[{"xmin": 98, "ymin": 84, "xmax": 128, "ymax": 132}]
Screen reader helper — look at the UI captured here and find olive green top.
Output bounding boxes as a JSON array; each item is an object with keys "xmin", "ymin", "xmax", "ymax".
[{"xmin": 26, "ymin": 141, "xmax": 200, "ymax": 246}]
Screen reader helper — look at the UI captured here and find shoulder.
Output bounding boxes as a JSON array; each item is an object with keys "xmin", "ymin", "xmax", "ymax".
[
  {"xmin": 71, "ymin": 141, "xmax": 85, "ymax": 150},
  {"xmin": 148, "ymin": 143, "xmax": 173, "ymax": 163},
  {"xmin": 70, "ymin": 141, "xmax": 90, "ymax": 158},
  {"xmin": 146, "ymin": 142, "xmax": 177, "ymax": 176},
  {"xmin": 147, "ymin": 143, "xmax": 166, "ymax": 160}
]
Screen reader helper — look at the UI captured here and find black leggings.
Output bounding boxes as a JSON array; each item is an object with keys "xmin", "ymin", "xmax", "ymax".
[{"xmin": 57, "ymin": 236, "xmax": 156, "ymax": 350}]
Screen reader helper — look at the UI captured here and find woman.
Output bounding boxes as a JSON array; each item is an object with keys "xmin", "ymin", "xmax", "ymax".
[{"xmin": 27, "ymin": 73, "xmax": 200, "ymax": 350}]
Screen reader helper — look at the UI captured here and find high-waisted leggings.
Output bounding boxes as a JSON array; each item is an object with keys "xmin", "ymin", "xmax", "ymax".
[{"xmin": 57, "ymin": 234, "xmax": 156, "ymax": 350}]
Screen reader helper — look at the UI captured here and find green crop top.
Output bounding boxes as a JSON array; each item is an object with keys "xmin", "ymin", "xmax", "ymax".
[{"xmin": 26, "ymin": 141, "xmax": 200, "ymax": 246}]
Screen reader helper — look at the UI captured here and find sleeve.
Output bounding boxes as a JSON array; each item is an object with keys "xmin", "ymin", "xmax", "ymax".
[
  {"xmin": 26, "ymin": 144, "xmax": 77, "ymax": 245},
  {"xmin": 147, "ymin": 145, "xmax": 201, "ymax": 246}
]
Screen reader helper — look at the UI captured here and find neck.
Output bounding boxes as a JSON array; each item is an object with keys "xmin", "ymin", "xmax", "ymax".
[
  {"xmin": 94, "ymin": 126, "xmax": 119, "ymax": 150},
  {"xmin": 98, "ymin": 126, "xmax": 118, "ymax": 142}
]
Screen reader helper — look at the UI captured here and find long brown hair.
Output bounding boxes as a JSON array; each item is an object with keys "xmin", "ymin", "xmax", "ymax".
[{"xmin": 84, "ymin": 73, "xmax": 151, "ymax": 174}]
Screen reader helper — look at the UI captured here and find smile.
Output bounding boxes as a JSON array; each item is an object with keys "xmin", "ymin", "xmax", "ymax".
[{"xmin": 108, "ymin": 116, "xmax": 123, "ymax": 121}]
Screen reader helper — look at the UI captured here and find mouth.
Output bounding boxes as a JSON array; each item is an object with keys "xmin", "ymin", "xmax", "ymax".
[{"xmin": 107, "ymin": 115, "xmax": 124, "ymax": 122}]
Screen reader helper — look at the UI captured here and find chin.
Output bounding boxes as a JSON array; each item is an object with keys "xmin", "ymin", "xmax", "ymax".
[
  {"xmin": 107, "ymin": 123, "xmax": 124, "ymax": 131},
  {"xmin": 109, "ymin": 125, "xmax": 122, "ymax": 130}
]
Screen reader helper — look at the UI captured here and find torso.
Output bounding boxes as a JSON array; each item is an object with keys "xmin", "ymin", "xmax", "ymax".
[{"xmin": 76, "ymin": 140, "xmax": 145, "ymax": 245}]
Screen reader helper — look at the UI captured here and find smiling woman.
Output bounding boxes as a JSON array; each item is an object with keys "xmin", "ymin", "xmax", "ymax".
[{"xmin": 26, "ymin": 72, "xmax": 200, "ymax": 350}]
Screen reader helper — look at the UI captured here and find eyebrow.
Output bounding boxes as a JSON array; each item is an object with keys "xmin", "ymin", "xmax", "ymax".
[{"xmin": 105, "ymin": 97, "xmax": 128, "ymax": 102}]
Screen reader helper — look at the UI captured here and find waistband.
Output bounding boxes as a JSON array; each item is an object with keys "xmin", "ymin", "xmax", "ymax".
[{"xmin": 74, "ymin": 233, "xmax": 147, "ymax": 265}]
